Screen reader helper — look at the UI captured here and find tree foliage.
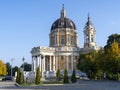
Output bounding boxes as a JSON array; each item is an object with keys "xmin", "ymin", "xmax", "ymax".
[
  {"xmin": 63, "ymin": 69, "xmax": 69, "ymax": 83},
  {"xmin": 16, "ymin": 68, "xmax": 24, "ymax": 84},
  {"xmin": 35, "ymin": 67, "xmax": 40, "ymax": 84},
  {"xmin": 6, "ymin": 62, "xmax": 11, "ymax": 76},
  {"xmin": 77, "ymin": 34, "xmax": 120, "ymax": 80},
  {"xmin": 16, "ymin": 68, "xmax": 21, "ymax": 84},
  {"xmin": 104, "ymin": 34, "xmax": 120, "ymax": 49},
  {"xmin": 19, "ymin": 72, "xmax": 24, "ymax": 84},
  {"xmin": 56, "ymin": 69, "xmax": 61, "ymax": 81},
  {"xmin": 105, "ymin": 42, "xmax": 120, "ymax": 74},
  {"xmin": 77, "ymin": 51, "xmax": 99, "ymax": 79},
  {"xmin": 21, "ymin": 62, "xmax": 31, "ymax": 71},
  {"xmin": 6, "ymin": 62, "xmax": 18, "ymax": 76},
  {"xmin": 71, "ymin": 70, "xmax": 77, "ymax": 83},
  {"xmin": 12, "ymin": 66, "xmax": 18, "ymax": 76},
  {"xmin": 0, "ymin": 60, "xmax": 7, "ymax": 76}
]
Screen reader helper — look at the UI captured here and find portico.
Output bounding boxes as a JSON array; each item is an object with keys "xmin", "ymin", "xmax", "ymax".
[{"xmin": 31, "ymin": 46, "xmax": 79, "ymax": 77}]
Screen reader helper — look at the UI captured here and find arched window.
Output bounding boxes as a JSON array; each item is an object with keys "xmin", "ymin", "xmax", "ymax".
[{"xmin": 86, "ymin": 35, "xmax": 89, "ymax": 43}]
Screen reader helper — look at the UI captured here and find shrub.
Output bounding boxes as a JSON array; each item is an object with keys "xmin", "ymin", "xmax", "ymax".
[
  {"xmin": 63, "ymin": 69, "xmax": 69, "ymax": 83},
  {"xmin": 71, "ymin": 70, "xmax": 77, "ymax": 83}
]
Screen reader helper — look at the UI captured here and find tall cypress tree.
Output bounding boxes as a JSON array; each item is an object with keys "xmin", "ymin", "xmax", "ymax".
[
  {"xmin": 63, "ymin": 69, "xmax": 69, "ymax": 83},
  {"xmin": 16, "ymin": 68, "xmax": 20, "ymax": 84},
  {"xmin": 19, "ymin": 72, "xmax": 24, "ymax": 84},
  {"xmin": 35, "ymin": 67, "xmax": 40, "ymax": 84},
  {"xmin": 56, "ymin": 69, "xmax": 61, "ymax": 81},
  {"xmin": 71, "ymin": 70, "xmax": 77, "ymax": 83}
]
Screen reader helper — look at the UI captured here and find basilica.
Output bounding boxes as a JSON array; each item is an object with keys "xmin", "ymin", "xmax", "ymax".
[{"xmin": 31, "ymin": 5, "xmax": 99, "ymax": 77}]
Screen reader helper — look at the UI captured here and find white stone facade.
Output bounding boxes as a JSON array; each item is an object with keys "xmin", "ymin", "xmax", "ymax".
[{"xmin": 31, "ymin": 46, "xmax": 80, "ymax": 77}]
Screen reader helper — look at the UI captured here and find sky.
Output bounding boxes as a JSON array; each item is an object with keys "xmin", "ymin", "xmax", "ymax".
[{"xmin": 0, "ymin": 0, "xmax": 120, "ymax": 67}]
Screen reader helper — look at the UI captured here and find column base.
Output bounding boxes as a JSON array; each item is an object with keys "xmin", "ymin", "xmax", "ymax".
[{"xmin": 41, "ymin": 77, "xmax": 46, "ymax": 81}]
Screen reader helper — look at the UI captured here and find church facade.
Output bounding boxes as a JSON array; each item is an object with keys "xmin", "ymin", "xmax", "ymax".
[{"xmin": 31, "ymin": 5, "xmax": 99, "ymax": 77}]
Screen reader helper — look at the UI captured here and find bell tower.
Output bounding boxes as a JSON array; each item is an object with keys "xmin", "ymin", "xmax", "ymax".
[{"xmin": 84, "ymin": 14, "xmax": 96, "ymax": 49}]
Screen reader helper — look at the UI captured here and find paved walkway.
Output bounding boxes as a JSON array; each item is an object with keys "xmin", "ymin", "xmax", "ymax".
[
  {"xmin": 0, "ymin": 80, "xmax": 120, "ymax": 90},
  {"xmin": 0, "ymin": 81, "xmax": 16, "ymax": 89}
]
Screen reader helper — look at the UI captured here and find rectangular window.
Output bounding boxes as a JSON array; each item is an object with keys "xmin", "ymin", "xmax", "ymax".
[
  {"xmin": 61, "ymin": 35, "xmax": 65, "ymax": 44},
  {"xmin": 71, "ymin": 36, "xmax": 73, "ymax": 45},
  {"xmin": 53, "ymin": 37, "xmax": 55, "ymax": 45},
  {"xmin": 61, "ymin": 56, "xmax": 64, "ymax": 60}
]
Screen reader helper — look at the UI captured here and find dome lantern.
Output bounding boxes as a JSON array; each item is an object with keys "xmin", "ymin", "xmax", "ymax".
[{"xmin": 61, "ymin": 4, "xmax": 66, "ymax": 18}]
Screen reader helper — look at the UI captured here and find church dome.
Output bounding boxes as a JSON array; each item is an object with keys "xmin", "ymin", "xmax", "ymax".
[
  {"xmin": 51, "ymin": 18, "xmax": 76, "ymax": 30},
  {"xmin": 51, "ymin": 5, "xmax": 76, "ymax": 31}
]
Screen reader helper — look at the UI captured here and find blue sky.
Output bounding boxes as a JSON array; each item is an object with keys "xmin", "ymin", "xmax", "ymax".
[{"xmin": 0, "ymin": 0, "xmax": 120, "ymax": 67}]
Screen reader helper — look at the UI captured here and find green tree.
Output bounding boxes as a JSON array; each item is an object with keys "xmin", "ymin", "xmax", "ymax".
[
  {"xmin": 19, "ymin": 72, "xmax": 24, "ymax": 84},
  {"xmin": 105, "ymin": 42, "xmax": 120, "ymax": 74},
  {"xmin": 95, "ymin": 48, "xmax": 105, "ymax": 79},
  {"xmin": 12, "ymin": 66, "xmax": 18, "ymax": 76},
  {"xmin": 77, "ymin": 51, "xmax": 100, "ymax": 79},
  {"xmin": 77, "ymin": 53, "xmax": 86, "ymax": 71},
  {"xmin": 78, "ymin": 53, "xmax": 94, "ymax": 78},
  {"xmin": 71, "ymin": 70, "xmax": 77, "ymax": 83},
  {"xmin": 35, "ymin": 67, "xmax": 40, "ymax": 84},
  {"xmin": 63, "ymin": 69, "xmax": 69, "ymax": 83},
  {"xmin": 21, "ymin": 62, "xmax": 31, "ymax": 71},
  {"xmin": 56, "ymin": 69, "xmax": 61, "ymax": 81},
  {"xmin": 16, "ymin": 68, "xmax": 21, "ymax": 84},
  {"xmin": 104, "ymin": 34, "xmax": 120, "ymax": 49},
  {"xmin": 6, "ymin": 62, "xmax": 11, "ymax": 76}
]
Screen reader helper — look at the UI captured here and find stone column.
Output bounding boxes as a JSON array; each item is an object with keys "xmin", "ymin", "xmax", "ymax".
[
  {"xmin": 32, "ymin": 56, "xmax": 34, "ymax": 71},
  {"xmin": 76, "ymin": 34, "xmax": 78, "ymax": 46},
  {"xmin": 55, "ymin": 35, "xmax": 56, "ymax": 45},
  {"xmin": 57, "ymin": 34, "xmax": 59, "ymax": 46},
  {"xmin": 33, "ymin": 57, "xmax": 36, "ymax": 72},
  {"xmin": 50, "ymin": 55, "xmax": 51, "ymax": 71},
  {"xmin": 73, "ymin": 56, "xmax": 76, "ymax": 70},
  {"xmin": 84, "ymin": 33, "xmax": 86, "ymax": 43},
  {"xmin": 37, "ymin": 56, "xmax": 39, "ymax": 68},
  {"xmin": 71, "ymin": 54, "xmax": 73, "ymax": 71},
  {"xmin": 56, "ymin": 56, "xmax": 58, "ymax": 71},
  {"xmin": 53, "ymin": 56, "xmax": 55, "ymax": 71},
  {"xmin": 66, "ymin": 55, "xmax": 68, "ymax": 70},
  {"xmin": 39, "ymin": 55, "xmax": 41, "ymax": 71},
  {"xmin": 42, "ymin": 55, "xmax": 45, "ymax": 77},
  {"xmin": 35, "ymin": 56, "xmax": 38, "ymax": 69},
  {"xmin": 66, "ymin": 34, "xmax": 68, "ymax": 45}
]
